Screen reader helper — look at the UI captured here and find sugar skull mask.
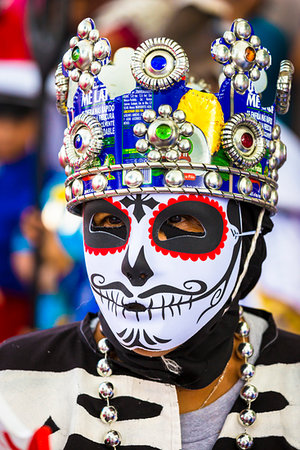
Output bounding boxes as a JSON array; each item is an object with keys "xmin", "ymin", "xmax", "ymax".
[{"xmin": 83, "ymin": 193, "xmax": 243, "ymax": 352}]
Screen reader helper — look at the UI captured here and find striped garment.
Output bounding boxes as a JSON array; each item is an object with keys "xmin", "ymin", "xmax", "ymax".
[{"xmin": 0, "ymin": 309, "xmax": 299, "ymax": 449}]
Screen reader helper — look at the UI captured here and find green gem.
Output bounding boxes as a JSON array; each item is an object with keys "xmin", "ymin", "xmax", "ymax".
[
  {"xmin": 72, "ymin": 47, "xmax": 80, "ymax": 61},
  {"xmin": 155, "ymin": 124, "xmax": 172, "ymax": 140}
]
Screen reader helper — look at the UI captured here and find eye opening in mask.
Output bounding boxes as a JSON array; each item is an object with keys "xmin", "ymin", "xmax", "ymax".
[{"xmin": 158, "ymin": 214, "xmax": 206, "ymax": 241}]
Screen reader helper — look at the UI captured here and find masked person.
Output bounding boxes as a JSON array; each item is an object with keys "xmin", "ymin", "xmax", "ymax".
[{"xmin": 0, "ymin": 17, "xmax": 299, "ymax": 450}]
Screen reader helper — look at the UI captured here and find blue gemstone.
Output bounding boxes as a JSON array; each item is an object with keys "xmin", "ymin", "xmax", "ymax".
[
  {"xmin": 74, "ymin": 133, "xmax": 82, "ymax": 149},
  {"xmin": 151, "ymin": 55, "xmax": 167, "ymax": 71}
]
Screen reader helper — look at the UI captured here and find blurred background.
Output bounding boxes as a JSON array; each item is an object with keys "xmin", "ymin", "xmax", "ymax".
[{"xmin": 0, "ymin": 0, "xmax": 299, "ymax": 342}]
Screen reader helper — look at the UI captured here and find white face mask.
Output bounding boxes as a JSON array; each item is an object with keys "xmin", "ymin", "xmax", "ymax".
[{"xmin": 83, "ymin": 193, "xmax": 242, "ymax": 352}]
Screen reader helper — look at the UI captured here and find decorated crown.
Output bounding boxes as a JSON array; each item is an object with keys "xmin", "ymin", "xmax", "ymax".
[{"xmin": 55, "ymin": 17, "xmax": 294, "ymax": 216}]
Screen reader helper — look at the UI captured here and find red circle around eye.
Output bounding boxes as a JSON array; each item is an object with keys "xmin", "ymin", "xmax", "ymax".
[
  {"xmin": 84, "ymin": 197, "xmax": 131, "ymax": 256},
  {"xmin": 148, "ymin": 195, "xmax": 228, "ymax": 262},
  {"xmin": 241, "ymin": 132, "xmax": 253, "ymax": 149}
]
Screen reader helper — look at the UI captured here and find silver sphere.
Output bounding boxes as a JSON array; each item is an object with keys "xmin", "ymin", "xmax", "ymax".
[
  {"xmin": 236, "ymin": 432, "xmax": 254, "ymax": 449},
  {"xmin": 92, "ymin": 174, "xmax": 108, "ymax": 192},
  {"xmin": 62, "ymin": 49, "xmax": 74, "ymax": 70},
  {"xmin": 70, "ymin": 68, "xmax": 81, "ymax": 82},
  {"xmin": 256, "ymin": 48, "xmax": 271, "ymax": 69},
  {"xmin": 173, "ymin": 109, "xmax": 186, "ymax": 123},
  {"xmin": 240, "ymin": 363, "xmax": 256, "ymax": 381},
  {"xmin": 89, "ymin": 28, "xmax": 100, "ymax": 43},
  {"xmin": 235, "ymin": 20, "xmax": 252, "ymax": 39},
  {"xmin": 240, "ymin": 384, "xmax": 259, "ymax": 403},
  {"xmin": 135, "ymin": 138, "xmax": 148, "ymax": 153},
  {"xmin": 166, "ymin": 149, "xmax": 179, "ymax": 162},
  {"xmin": 158, "ymin": 104, "xmax": 172, "ymax": 117},
  {"xmin": 272, "ymin": 124, "xmax": 281, "ymax": 140},
  {"xmin": 223, "ymin": 63, "xmax": 236, "ymax": 79},
  {"xmin": 212, "ymin": 43, "xmax": 230, "ymax": 64},
  {"xmin": 273, "ymin": 141, "xmax": 287, "ymax": 168},
  {"xmin": 99, "ymin": 381, "xmax": 114, "ymax": 399},
  {"xmin": 204, "ymin": 171, "xmax": 223, "ymax": 190},
  {"xmin": 77, "ymin": 18, "xmax": 93, "ymax": 39},
  {"xmin": 269, "ymin": 140, "xmax": 276, "ymax": 154},
  {"xmin": 147, "ymin": 149, "xmax": 161, "ymax": 162},
  {"xmin": 249, "ymin": 66, "xmax": 260, "ymax": 81},
  {"xmin": 143, "ymin": 109, "xmax": 156, "ymax": 123},
  {"xmin": 237, "ymin": 342, "xmax": 254, "ymax": 359},
  {"xmin": 178, "ymin": 138, "xmax": 191, "ymax": 153},
  {"xmin": 65, "ymin": 165, "xmax": 73, "ymax": 177},
  {"xmin": 180, "ymin": 122, "xmax": 194, "ymax": 137},
  {"xmin": 270, "ymin": 189, "xmax": 278, "ymax": 206},
  {"xmin": 58, "ymin": 145, "xmax": 68, "ymax": 168},
  {"xmin": 235, "ymin": 320, "xmax": 250, "ymax": 337},
  {"xmin": 125, "ymin": 169, "xmax": 144, "ymax": 188},
  {"xmin": 270, "ymin": 169, "xmax": 278, "ymax": 182},
  {"xmin": 250, "ymin": 35, "xmax": 261, "ymax": 48},
  {"xmin": 72, "ymin": 179, "xmax": 84, "ymax": 196},
  {"xmin": 69, "ymin": 36, "xmax": 79, "ymax": 48},
  {"xmin": 165, "ymin": 169, "xmax": 185, "ymax": 187},
  {"xmin": 238, "ymin": 177, "xmax": 253, "ymax": 195},
  {"xmin": 223, "ymin": 30, "xmax": 236, "ymax": 45},
  {"xmin": 94, "ymin": 39, "xmax": 110, "ymax": 60},
  {"xmin": 90, "ymin": 61, "xmax": 101, "ymax": 75},
  {"xmin": 268, "ymin": 156, "xmax": 278, "ymax": 170},
  {"xmin": 65, "ymin": 186, "xmax": 72, "ymax": 202},
  {"xmin": 261, "ymin": 183, "xmax": 272, "ymax": 201},
  {"xmin": 100, "ymin": 405, "xmax": 118, "ymax": 424},
  {"xmin": 104, "ymin": 430, "xmax": 121, "ymax": 447},
  {"xmin": 239, "ymin": 409, "xmax": 257, "ymax": 427},
  {"xmin": 233, "ymin": 73, "xmax": 249, "ymax": 94},
  {"xmin": 79, "ymin": 72, "xmax": 94, "ymax": 91},
  {"xmin": 133, "ymin": 122, "xmax": 147, "ymax": 137},
  {"xmin": 97, "ymin": 358, "xmax": 112, "ymax": 377}
]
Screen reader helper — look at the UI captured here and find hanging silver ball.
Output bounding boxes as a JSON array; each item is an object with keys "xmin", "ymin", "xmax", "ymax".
[
  {"xmin": 256, "ymin": 48, "xmax": 271, "ymax": 69},
  {"xmin": 92, "ymin": 174, "xmax": 108, "ymax": 192},
  {"xmin": 89, "ymin": 28, "xmax": 100, "ymax": 43},
  {"xmin": 158, "ymin": 104, "xmax": 172, "ymax": 117},
  {"xmin": 58, "ymin": 145, "xmax": 68, "ymax": 168},
  {"xmin": 180, "ymin": 122, "xmax": 194, "ymax": 137},
  {"xmin": 237, "ymin": 342, "xmax": 254, "ymax": 359},
  {"xmin": 70, "ymin": 36, "xmax": 79, "ymax": 48},
  {"xmin": 249, "ymin": 35, "xmax": 261, "ymax": 48},
  {"xmin": 223, "ymin": 63, "xmax": 236, "ymax": 79},
  {"xmin": 125, "ymin": 170, "xmax": 144, "ymax": 188},
  {"xmin": 233, "ymin": 73, "xmax": 249, "ymax": 94},
  {"xmin": 212, "ymin": 43, "xmax": 230, "ymax": 64},
  {"xmin": 235, "ymin": 20, "xmax": 252, "ymax": 39},
  {"xmin": 77, "ymin": 18, "xmax": 93, "ymax": 39},
  {"xmin": 270, "ymin": 189, "xmax": 278, "ymax": 206},
  {"xmin": 70, "ymin": 68, "xmax": 81, "ymax": 82},
  {"xmin": 273, "ymin": 140, "xmax": 287, "ymax": 168},
  {"xmin": 100, "ymin": 405, "xmax": 118, "ymax": 424},
  {"xmin": 65, "ymin": 164, "xmax": 73, "ymax": 177},
  {"xmin": 90, "ymin": 61, "xmax": 101, "ymax": 75},
  {"xmin": 147, "ymin": 149, "xmax": 161, "ymax": 162},
  {"xmin": 223, "ymin": 30, "xmax": 236, "ymax": 45},
  {"xmin": 238, "ymin": 177, "xmax": 253, "ymax": 195},
  {"xmin": 272, "ymin": 124, "xmax": 281, "ymax": 140},
  {"xmin": 268, "ymin": 156, "xmax": 278, "ymax": 170},
  {"xmin": 178, "ymin": 138, "xmax": 191, "ymax": 153},
  {"xmin": 270, "ymin": 169, "xmax": 278, "ymax": 182},
  {"xmin": 97, "ymin": 358, "xmax": 112, "ymax": 377},
  {"xmin": 143, "ymin": 109, "xmax": 156, "ymax": 123},
  {"xmin": 173, "ymin": 109, "xmax": 186, "ymax": 123},
  {"xmin": 135, "ymin": 139, "xmax": 149, "ymax": 153},
  {"xmin": 72, "ymin": 179, "xmax": 84, "ymax": 196},
  {"xmin": 165, "ymin": 169, "xmax": 185, "ymax": 187},
  {"xmin": 65, "ymin": 186, "xmax": 72, "ymax": 202},
  {"xmin": 99, "ymin": 381, "xmax": 114, "ymax": 399},
  {"xmin": 94, "ymin": 39, "xmax": 110, "ymax": 60},
  {"xmin": 261, "ymin": 183, "xmax": 272, "ymax": 201},
  {"xmin": 98, "ymin": 337, "xmax": 110, "ymax": 354},
  {"xmin": 235, "ymin": 320, "xmax": 250, "ymax": 337},
  {"xmin": 104, "ymin": 430, "xmax": 121, "ymax": 447},
  {"xmin": 204, "ymin": 171, "xmax": 223, "ymax": 190},
  {"xmin": 79, "ymin": 72, "xmax": 94, "ymax": 91},
  {"xmin": 239, "ymin": 409, "xmax": 257, "ymax": 427},
  {"xmin": 269, "ymin": 140, "xmax": 276, "ymax": 154},
  {"xmin": 249, "ymin": 66, "xmax": 260, "ymax": 81},
  {"xmin": 166, "ymin": 149, "xmax": 179, "ymax": 162},
  {"xmin": 240, "ymin": 384, "xmax": 259, "ymax": 403},
  {"xmin": 236, "ymin": 432, "xmax": 254, "ymax": 449},
  {"xmin": 240, "ymin": 363, "xmax": 256, "ymax": 380},
  {"xmin": 62, "ymin": 49, "xmax": 74, "ymax": 70},
  {"xmin": 133, "ymin": 123, "xmax": 147, "ymax": 137}
]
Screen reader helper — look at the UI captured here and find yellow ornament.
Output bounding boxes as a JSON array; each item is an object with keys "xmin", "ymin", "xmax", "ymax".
[{"xmin": 178, "ymin": 90, "xmax": 224, "ymax": 155}]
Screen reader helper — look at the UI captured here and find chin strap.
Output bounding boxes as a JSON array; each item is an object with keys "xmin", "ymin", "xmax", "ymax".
[{"xmin": 231, "ymin": 207, "xmax": 265, "ymax": 302}]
